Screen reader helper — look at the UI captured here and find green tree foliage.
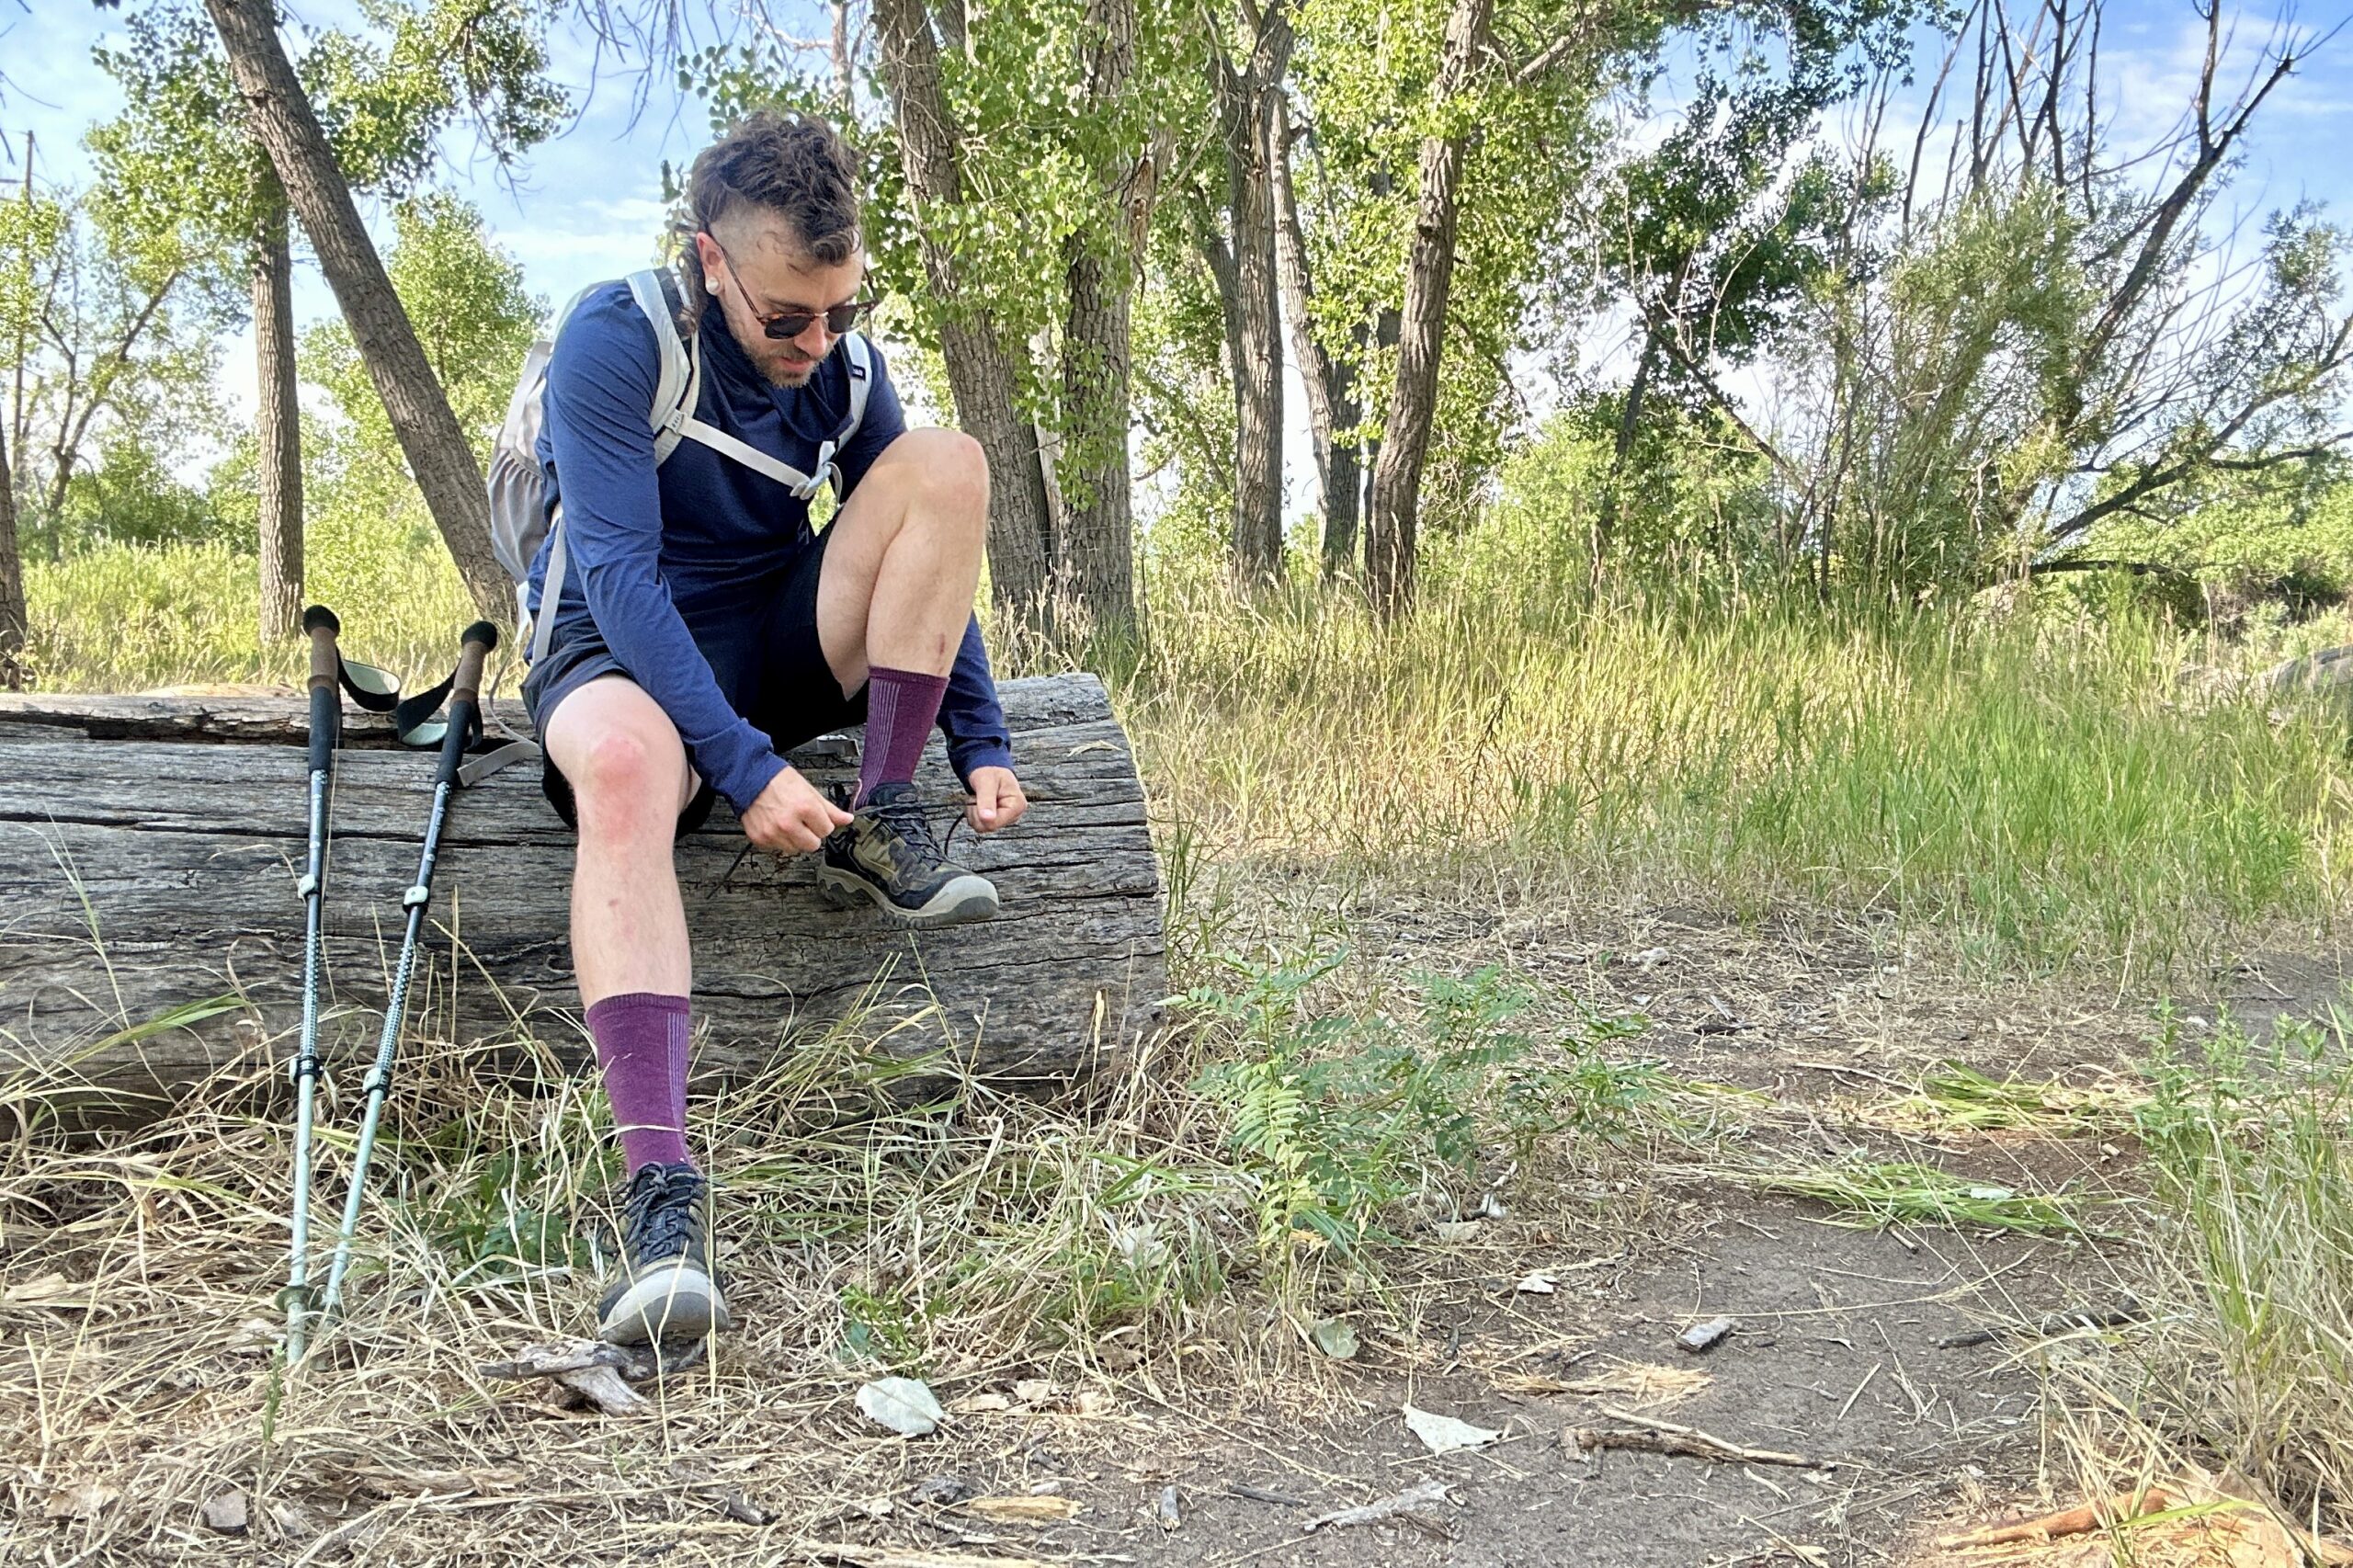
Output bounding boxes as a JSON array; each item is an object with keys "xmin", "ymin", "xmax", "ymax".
[
  {"xmin": 299, "ymin": 193, "xmax": 543, "ymax": 609},
  {"xmin": 304, "ymin": 192, "xmax": 542, "ymax": 476},
  {"xmin": 0, "ymin": 181, "xmax": 233, "ymax": 559}
]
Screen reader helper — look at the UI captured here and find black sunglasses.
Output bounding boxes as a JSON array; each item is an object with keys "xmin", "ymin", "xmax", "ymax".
[{"xmin": 707, "ymin": 233, "xmax": 875, "ymax": 339}]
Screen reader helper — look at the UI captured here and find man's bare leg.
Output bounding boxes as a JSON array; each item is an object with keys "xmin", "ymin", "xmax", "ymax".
[
  {"xmin": 809, "ymin": 426, "xmax": 999, "ymax": 922},
  {"xmin": 544, "ymin": 673, "xmax": 728, "ymax": 1345},
  {"xmin": 542, "ymin": 674, "xmax": 699, "ymax": 1006},
  {"xmin": 815, "ymin": 426, "xmax": 989, "ymax": 693}
]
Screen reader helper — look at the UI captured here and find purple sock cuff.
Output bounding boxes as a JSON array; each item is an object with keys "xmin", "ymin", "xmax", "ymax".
[
  {"xmin": 586, "ymin": 992, "xmax": 690, "ymax": 1030},
  {"xmin": 858, "ymin": 665, "xmax": 952, "ymax": 805},
  {"xmin": 587, "ymin": 992, "xmax": 693, "ymax": 1175}
]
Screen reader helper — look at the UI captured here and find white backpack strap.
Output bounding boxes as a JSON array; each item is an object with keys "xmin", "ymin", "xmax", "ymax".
[
  {"xmin": 529, "ymin": 503, "xmax": 568, "ymax": 666},
  {"xmin": 670, "ymin": 410, "xmax": 827, "ymax": 496},
  {"xmin": 625, "ymin": 269, "xmax": 694, "ymax": 463},
  {"xmin": 843, "ymin": 332, "xmax": 872, "ymax": 440}
]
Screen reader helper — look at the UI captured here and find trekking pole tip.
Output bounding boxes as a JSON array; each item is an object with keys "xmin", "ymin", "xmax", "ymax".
[{"xmin": 302, "ymin": 605, "xmax": 340, "ymax": 636}]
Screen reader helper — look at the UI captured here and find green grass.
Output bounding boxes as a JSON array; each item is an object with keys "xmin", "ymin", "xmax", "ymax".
[
  {"xmin": 1747, "ymin": 1154, "xmax": 2085, "ymax": 1233},
  {"xmin": 22, "ymin": 533, "xmax": 478, "ymax": 692},
  {"xmin": 1115, "ymin": 553, "xmax": 2352, "ymax": 977},
  {"xmin": 2055, "ymin": 1010, "xmax": 2353, "ymax": 1536}
]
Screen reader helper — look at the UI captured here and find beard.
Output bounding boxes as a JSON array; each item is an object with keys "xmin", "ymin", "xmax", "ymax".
[{"xmin": 755, "ymin": 341, "xmax": 821, "ymax": 386}]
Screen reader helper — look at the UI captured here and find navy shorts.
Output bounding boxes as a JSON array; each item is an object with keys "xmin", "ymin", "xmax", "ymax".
[{"xmin": 521, "ymin": 525, "xmax": 870, "ymax": 835}]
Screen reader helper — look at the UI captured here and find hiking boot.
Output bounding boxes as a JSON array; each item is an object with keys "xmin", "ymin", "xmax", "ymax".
[
  {"xmin": 596, "ymin": 1162, "xmax": 733, "ymax": 1346},
  {"xmin": 819, "ymin": 782, "xmax": 1000, "ymax": 927}
]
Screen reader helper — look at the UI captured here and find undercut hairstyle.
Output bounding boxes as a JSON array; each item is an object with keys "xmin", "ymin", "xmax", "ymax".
[{"xmin": 675, "ymin": 111, "xmax": 863, "ymax": 319}]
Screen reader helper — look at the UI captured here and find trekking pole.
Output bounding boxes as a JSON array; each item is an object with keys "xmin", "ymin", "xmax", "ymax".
[
  {"xmin": 278, "ymin": 605, "xmax": 347, "ymax": 1362},
  {"xmin": 316, "ymin": 620, "xmax": 500, "ymax": 1329}
]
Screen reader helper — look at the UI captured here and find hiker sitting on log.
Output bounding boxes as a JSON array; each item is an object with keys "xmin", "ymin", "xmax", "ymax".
[{"xmin": 516, "ymin": 112, "xmax": 1025, "ymax": 1348}]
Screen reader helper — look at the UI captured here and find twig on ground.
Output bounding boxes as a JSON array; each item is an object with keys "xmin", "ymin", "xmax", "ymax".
[
  {"xmin": 1568, "ymin": 1408, "xmax": 1828, "ymax": 1471},
  {"xmin": 477, "ymin": 1339, "xmax": 658, "ymax": 1416},
  {"xmin": 1933, "ymin": 1488, "xmax": 2177, "ymax": 1547},
  {"xmin": 1302, "ymin": 1477, "xmax": 1456, "ymax": 1532}
]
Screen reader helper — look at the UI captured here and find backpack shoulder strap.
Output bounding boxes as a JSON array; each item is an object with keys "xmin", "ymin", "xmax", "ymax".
[
  {"xmin": 625, "ymin": 268, "xmax": 696, "ymax": 465},
  {"xmin": 841, "ymin": 332, "xmax": 872, "ymax": 441}
]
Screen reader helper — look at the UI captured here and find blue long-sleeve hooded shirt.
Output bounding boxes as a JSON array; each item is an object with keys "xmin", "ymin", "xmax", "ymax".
[{"xmin": 526, "ymin": 280, "xmax": 1014, "ymax": 812}]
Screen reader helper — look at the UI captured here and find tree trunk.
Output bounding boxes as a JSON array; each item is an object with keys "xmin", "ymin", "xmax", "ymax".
[
  {"xmin": 201, "ymin": 0, "xmax": 507, "ymax": 621},
  {"xmin": 1359, "ymin": 303, "xmax": 1397, "ymax": 578},
  {"xmin": 1210, "ymin": 2, "xmax": 1292, "ymax": 585},
  {"xmin": 1270, "ymin": 97, "xmax": 1362, "ymax": 580},
  {"xmin": 253, "ymin": 191, "xmax": 303, "ymax": 644},
  {"xmin": 1365, "ymin": 0, "xmax": 1491, "ymax": 618},
  {"xmin": 1057, "ymin": 0, "xmax": 1141, "ymax": 640},
  {"xmin": 870, "ymin": 0, "xmax": 1059, "ymax": 632},
  {"xmin": 1595, "ymin": 328, "xmax": 1654, "ymax": 572},
  {"xmin": 0, "ymin": 416, "xmax": 23, "ymax": 690}
]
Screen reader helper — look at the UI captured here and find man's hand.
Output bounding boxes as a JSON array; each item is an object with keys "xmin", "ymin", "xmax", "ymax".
[
  {"xmin": 743, "ymin": 766, "xmax": 851, "ymax": 854},
  {"xmin": 966, "ymin": 767, "xmax": 1028, "ymax": 834}
]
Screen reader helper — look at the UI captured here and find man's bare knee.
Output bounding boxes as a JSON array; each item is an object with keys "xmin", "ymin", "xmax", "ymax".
[{"xmin": 572, "ymin": 726, "xmax": 685, "ymax": 841}]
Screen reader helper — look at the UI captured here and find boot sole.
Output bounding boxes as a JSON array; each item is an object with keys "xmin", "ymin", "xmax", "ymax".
[
  {"xmin": 818, "ymin": 868, "xmax": 1001, "ymax": 927},
  {"xmin": 597, "ymin": 1262, "xmax": 733, "ymax": 1346}
]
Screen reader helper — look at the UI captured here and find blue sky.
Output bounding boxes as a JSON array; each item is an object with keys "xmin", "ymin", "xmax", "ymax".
[{"xmin": 3, "ymin": 0, "xmax": 2348, "ymax": 466}]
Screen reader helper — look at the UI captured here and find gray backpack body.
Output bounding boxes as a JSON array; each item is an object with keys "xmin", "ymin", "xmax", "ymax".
[{"xmin": 484, "ymin": 267, "xmax": 873, "ymax": 663}]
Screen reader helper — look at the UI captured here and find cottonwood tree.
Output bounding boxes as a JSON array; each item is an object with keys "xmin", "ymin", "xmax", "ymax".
[
  {"xmin": 4, "ymin": 187, "xmax": 232, "ymax": 555},
  {"xmin": 1739, "ymin": 0, "xmax": 2353, "ymax": 590},
  {"xmin": 1202, "ymin": 0, "xmax": 1293, "ymax": 584},
  {"xmin": 1581, "ymin": 0, "xmax": 1915, "ymax": 571},
  {"xmin": 301, "ymin": 195, "xmax": 541, "ymax": 585},
  {"xmin": 90, "ymin": 1, "xmax": 560, "ymax": 640},
  {"xmin": 722, "ymin": 0, "xmax": 1184, "ymax": 642},
  {"xmin": 129, "ymin": 0, "xmax": 563, "ymax": 619},
  {"xmin": 1274, "ymin": 0, "xmax": 1688, "ymax": 607},
  {"xmin": 0, "ymin": 157, "xmax": 57, "ymax": 687}
]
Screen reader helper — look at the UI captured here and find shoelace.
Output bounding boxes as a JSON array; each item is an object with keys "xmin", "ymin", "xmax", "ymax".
[
  {"xmin": 622, "ymin": 1165, "xmax": 705, "ymax": 1263},
  {"xmin": 865, "ymin": 789, "xmax": 954, "ymax": 863}
]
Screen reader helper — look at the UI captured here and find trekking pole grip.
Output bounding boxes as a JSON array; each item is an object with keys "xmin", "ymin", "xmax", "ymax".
[
  {"xmin": 303, "ymin": 605, "xmax": 341, "ymax": 776},
  {"xmin": 452, "ymin": 621, "xmax": 498, "ymax": 710},
  {"xmin": 304, "ymin": 605, "xmax": 341, "ymax": 690}
]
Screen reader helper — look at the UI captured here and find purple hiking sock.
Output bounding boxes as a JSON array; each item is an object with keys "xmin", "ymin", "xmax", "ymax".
[
  {"xmin": 857, "ymin": 665, "xmax": 950, "ymax": 807},
  {"xmin": 586, "ymin": 992, "xmax": 692, "ymax": 1175}
]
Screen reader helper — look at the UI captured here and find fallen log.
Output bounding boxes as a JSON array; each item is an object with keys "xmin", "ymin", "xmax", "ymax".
[{"xmin": 0, "ymin": 674, "xmax": 1164, "ymax": 1124}]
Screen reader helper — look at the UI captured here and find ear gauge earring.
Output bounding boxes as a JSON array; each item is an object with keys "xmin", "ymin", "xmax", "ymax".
[{"xmin": 707, "ymin": 277, "xmax": 721, "ymax": 295}]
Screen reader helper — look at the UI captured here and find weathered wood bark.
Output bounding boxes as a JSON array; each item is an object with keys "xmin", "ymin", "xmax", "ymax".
[
  {"xmin": 0, "ymin": 415, "xmax": 23, "ymax": 690},
  {"xmin": 200, "ymin": 0, "xmax": 507, "ymax": 620},
  {"xmin": 871, "ymin": 0, "xmax": 1059, "ymax": 633},
  {"xmin": 1058, "ymin": 0, "xmax": 1142, "ymax": 639},
  {"xmin": 1270, "ymin": 97, "xmax": 1361, "ymax": 580},
  {"xmin": 0, "ymin": 676, "xmax": 1163, "ymax": 1125},
  {"xmin": 1366, "ymin": 0, "xmax": 1491, "ymax": 617},
  {"xmin": 1209, "ymin": 0, "xmax": 1292, "ymax": 585},
  {"xmin": 253, "ymin": 189, "xmax": 303, "ymax": 644}
]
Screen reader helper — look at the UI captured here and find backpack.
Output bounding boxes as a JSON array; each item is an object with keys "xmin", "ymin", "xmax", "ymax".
[{"xmin": 483, "ymin": 267, "xmax": 874, "ymax": 664}]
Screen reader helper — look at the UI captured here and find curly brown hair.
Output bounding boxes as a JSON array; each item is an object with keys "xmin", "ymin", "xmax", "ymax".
[{"xmin": 676, "ymin": 111, "xmax": 862, "ymax": 313}]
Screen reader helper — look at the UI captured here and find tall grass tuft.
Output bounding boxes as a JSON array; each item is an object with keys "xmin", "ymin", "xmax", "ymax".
[
  {"xmin": 23, "ymin": 534, "xmax": 477, "ymax": 692},
  {"xmin": 2059, "ymin": 1010, "xmax": 2353, "ymax": 1535}
]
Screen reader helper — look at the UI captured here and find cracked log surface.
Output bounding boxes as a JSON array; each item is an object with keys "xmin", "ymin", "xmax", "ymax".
[{"xmin": 0, "ymin": 675, "xmax": 1164, "ymax": 1121}]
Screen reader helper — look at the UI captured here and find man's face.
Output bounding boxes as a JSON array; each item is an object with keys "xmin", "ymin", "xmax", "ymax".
[{"xmin": 695, "ymin": 214, "xmax": 866, "ymax": 389}]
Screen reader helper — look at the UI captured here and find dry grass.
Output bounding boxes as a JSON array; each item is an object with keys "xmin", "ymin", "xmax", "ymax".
[{"xmin": 0, "ymin": 858, "xmax": 1672, "ymax": 1562}]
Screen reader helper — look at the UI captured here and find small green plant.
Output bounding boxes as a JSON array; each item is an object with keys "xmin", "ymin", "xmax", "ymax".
[
  {"xmin": 1187, "ymin": 955, "xmax": 1657, "ymax": 1259},
  {"xmin": 411, "ymin": 1150, "xmax": 595, "ymax": 1290}
]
